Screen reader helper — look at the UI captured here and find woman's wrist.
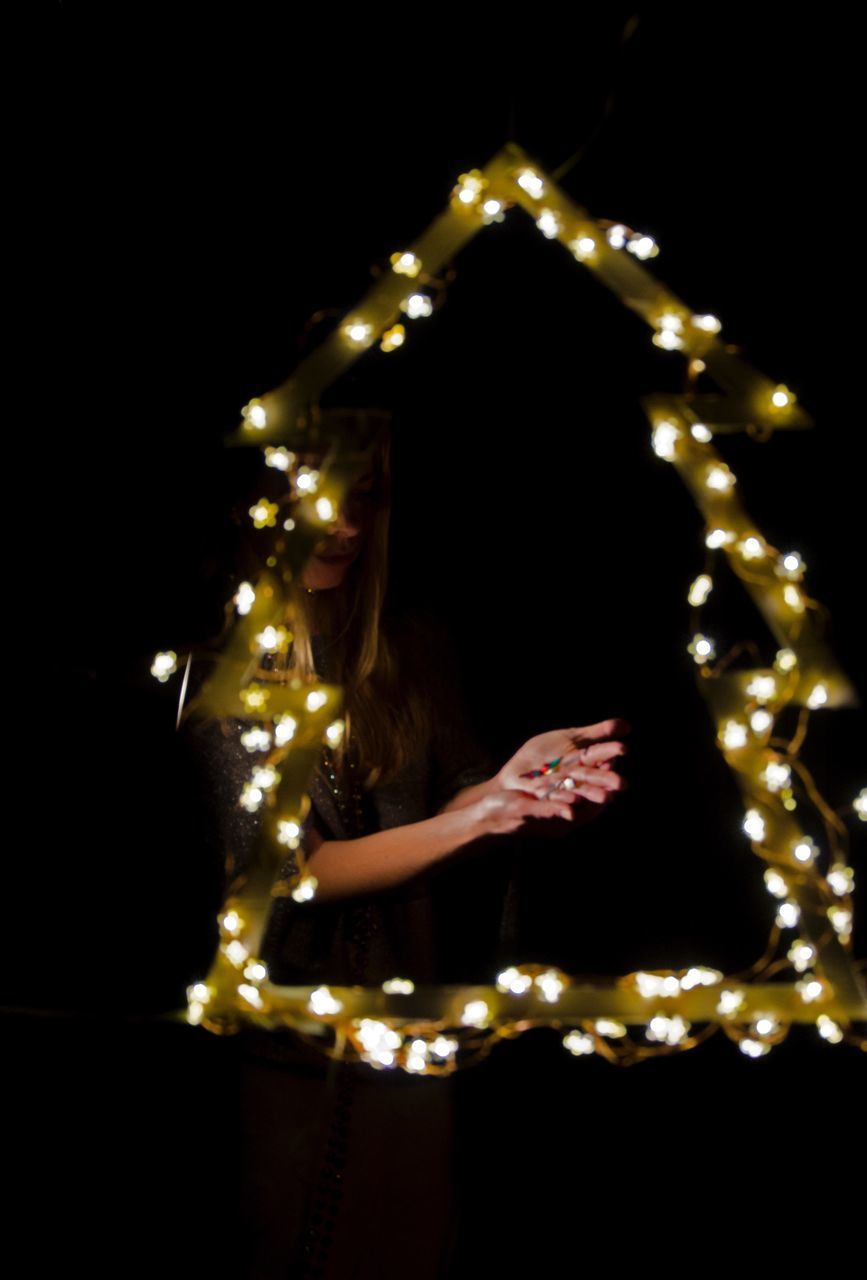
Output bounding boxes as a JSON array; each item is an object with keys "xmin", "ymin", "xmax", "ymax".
[{"xmin": 437, "ymin": 773, "xmax": 503, "ymax": 815}]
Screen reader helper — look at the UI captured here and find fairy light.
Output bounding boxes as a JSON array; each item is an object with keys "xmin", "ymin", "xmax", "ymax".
[
  {"xmin": 380, "ymin": 324, "xmax": 405, "ymax": 352},
  {"xmin": 291, "ymin": 875, "xmax": 318, "ymax": 903},
  {"xmin": 627, "ymin": 233, "xmax": 659, "ymax": 260},
  {"xmin": 496, "ymin": 966, "xmax": 534, "ymax": 995},
  {"xmin": 460, "ymin": 1000, "xmax": 490, "ymax": 1027},
  {"xmin": 273, "ymin": 714, "xmax": 297, "ymax": 746},
  {"xmin": 315, "ymin": 496, "xmax": 335, "ymax": 521},
  {"xmin": 792, "ymin": 836, "xmax": 817, "ymax": 866},
  {"xmin": 255, "ymin": 625, "xmax": 289, "ymax": 654},
  {"xmin": 454, "ymin": 170, "xmax": 485, "ymax": 205},
  {"xmin": 305, "ymin": 689, "xmax": 328, "ymax": 712},
  {"xmin": 278, "ymin": 823, "xmax": 303, "ymax": 852},
  {"xmin": 774, "ymin": 648, "xmax": 798, "ymax": 673},
  {"xmin": 251, "ymin": 765, "xmax": 279, "ymax": 791},
  {"xmin": 238, "ymin": 983, "xmax": 264, "ymax": 1010},
  {"xmin": 249, "ymin": 498, "xmax": 279, "ymax": 529},
  {"xmin": 653, "ymin": 312, "xmax": 685, "ymax": 350},
  {"xmin": 239, "ymin": 782, "xmax": 264, "ymax": 813},
  {"xmin": 400, "ymin": 293, "xmax": 433, "ymax": 319},
  {"xmin": 563, "ymin": 1031, "xmax": 596, "ymax": 1056},
  {"xmin": 390, "ymin": 251, "xmax": 421, "ymax": 277},
  {"xmin": 536, "ymin": 208, "xmax": 562, "ymax": 239},
  {"xmin": 746, "ymin": 674, "xmax": 776, "ymax": 702},
  {"xmin": 535, "ymin": 969, "xmax": 565, "ymax": 1003},
  {"xmin": 308, "ymin": 986, "xmax": 343, "ymax": 1016},
  {"xmin": 739, "ymin": 1038, "xmax": 771, "ymax": 1058},
  {"xmin": 776, "ymin": 901, "xmax": 800, "ymax": 928},
  {"xmin": 817, "ymin": 1015, "xmax": 844, "ymax": 1044},
  {"xmin": 234, "ymin": 581, "xmax": 256, "ymax": 614},
  {"xmin": 343, "ymin": 319, "xmax": 374, "ymax": 346},
  {"xmin": 806, "ymin": 683, "xmax": 828, "ymax": 709},
  {"xmin": 224, "ymin": 939, "xmax": 249, "ymax": 967},
  {"xmin": 325, "ymin": 719, "xmax": 345, "ymax": 747},
  {"xmin": 606, "ymin": 224, "xmax": 628, "ymax": 249},
  {"xmin": 705, "ymin": 527, "xmax": 736, "ymax": 548},
  {"xmin": 743, "ymin": 809, "xmax": 766, "ymax": 842},
  {"xmin": 827, "ymin": 905, "xmax": 852, "ymax": 938},
  {"xmin": 827, "ymin": 863, "xmax": 855, "ymax": 896},
  {"xmin": 634, "ymin": 972, "xmax": 681, "ymax": 998},
  {"xmin": 854, "ymin": 789, "xmax": 867, "ymax": 821},
  {"xmin": 222, "ymin": 910, "xmax": 242, "ymax": 936},
  {"xmin": 515, "ymin": 167, "xmax": 545, "ymax": 198},
  {"xmin": 750, "ymin": 709, "xmax": 773, "ymax": 734},
  {"xmin": 739, "ymin": 536, "xmax": 766, "ymax": 560},
  {"xmin": 382, "ymin": 978, "xmax": 415, "ymax": 995},
  {"xmin": 782, "ymin": 583, "xmax": 805, "ymax": 613},
  {"xmin": 691, "ymin": 313, "xmax": 721, "ymax": 333},
  {"xmin": 241, "ymin": 399, "xmax": 267, "ymax": 430},
  {"xmin": 151, "ymin": 651, "xmax": 177, "ymax": 682},
  {"xmin": 763, "ymin": 869, "xmax": 789, "ymax": 899},
  {"xmin": 651, "ymin": 419, "xmax": 682, "ymax": 459},
  {"xmin": 761, "ymin": 760, "xmax": 791, "ymax": 792},
  {"xmin": 752, "ymin": 1013, "xmax": 780, "ymax": 1037},
  {"xmin": 717, "ymin": 989, "xmax": 747, "ymax": 1016},
  {"xmin": 690, "ymin": 422, "xmax": 713, "ymax": 442},
  {"xmin": 569, "ymin": 235, "xmax": 597, "ymax": 261},
  {"xmin": 688, "ymin": 574, "xmax": 713, "ymax": 605},
  {"xmin": 788, "ymin": 940, "xmax": 815, "ymax": 972},
  {"xmin": 481, "ymin": 198, "xmax": 505, "ymax": 222},
  {"xmin": 795, "ymin": 976, "xmax": 825, "ymax": 1004},
  {"xmin": 595, "ymin": 1019, "xmax": 627, "ymax": 1038},
  {"xmin": 264, "ymin": 446, "xmax": 292, "ymax": 471},
  {"xmin": 722, "ymin": 719, "xmax": 748, "ymax": 750},
  {"xmin": 705, "ymin": 463, "xmax": 736, "ymax": 493},
  {"xmin": 646, "ymin": 1014, "xmax": 690, "ymax": 1045},
  {"xmin": 688, "ymin": 633, "xmax": 716, "ymax": 664},
  {"xmin": 295, "ymin": 466, "xmax": 319, "ymax": 494}
]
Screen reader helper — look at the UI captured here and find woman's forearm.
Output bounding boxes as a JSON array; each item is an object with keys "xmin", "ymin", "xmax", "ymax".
[
  {"xmin": 437, "ymin": 773, "xmax": 502, "ymax": 814},
  {"xmin": 306, "ymin": 805, "xmax": 487, "ymax": 903}
]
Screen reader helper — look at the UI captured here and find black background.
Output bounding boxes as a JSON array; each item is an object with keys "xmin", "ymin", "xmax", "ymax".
[{"xmin": 14, "ymin": 7, "xmax": 866, "ymax": 1271}]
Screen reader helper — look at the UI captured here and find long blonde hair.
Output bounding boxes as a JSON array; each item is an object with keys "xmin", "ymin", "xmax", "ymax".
[{"xmin": 264, "ymin": 416, "xmax": 433, "ymax": 790}]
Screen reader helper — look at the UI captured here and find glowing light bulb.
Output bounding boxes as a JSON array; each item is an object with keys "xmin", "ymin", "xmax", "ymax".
[
  {"xmin": 536, "ymin": 208, "xmax": 562, "ymax": 238},
  {"xmin": 380, "ymin": 324, "xmax": 405, "ymax": 352},
  {"xmin": 264, "ymin": 446, "xmax": 292, "ymax": 471},
  {"xmin": 739, "ymin": 536, "xmax": 765, "ymax": 560},
  {"xmin": 627, "ymin": 233, "xmax": 658, "ymax": 260},
  {"xmin": 746, "ymin": 675, "xmax": 776, "ymax": 702},
  {"xmin": 390, "ymin": 251, "xmax": 421, "ymax": 277},
  {"xmin": 750, "ymin": 709, "xmax": 773, "ymax": 734},
  {"xmin": 722, "ymin": 720, "xmax": 748, "ymax": 750},
  {"xmin": 607, "ymin": 224, "xmax": 628, "ymax": 249},
  {"xmin": 806, "ymin": 683, "xmax": 828, "ymax": 709},
  {"xmin": 743, "ymin": 809, "xmax": 766, "ymax": 841},
  {"xmin": 827, "ymin": 863, "xmax": 855, "ymax": 896},
  {"xmin": 854, "ymin": 788, "xmax": 867, "ymax": 821},
  {"xmin": 705, "ymin": 463, "xmax": 736, "ymax": 493},
  {"xmin": 563, "ymin": 1031, "xmax": 596, "ymax": 1055},
  {"xmin": 241, "ymin": 399, "xmax": 267, "ymax": 429},
  {"xmin": 460, "ymin": 1000, "xmax": 490, "ymax": 1027},
  {"xmin": 305, "ymin": 689, "xmax": 328, "ymax": 712},
  {"xmin": 651, "ymin": 419, "xmax": 682, "ymax": 459},
  {"xmin": 690, "ymin": 422, "xmax": 712, "ymax": 442},
  {"xmin": 515, "ymin": 168, "xmax": 545, "ymax": 198},
  {"xmin": 689, "ymin": 574, "xmax": 713, "ymax": 605},
  {"xmin": 775, "ymin": 648, "xmax": 798, "ymax": 673},
  {"xmin": 343, "ymin": 319, "xmax": 373, "ymax": 345},
  {"xmin": 788, "ymin": 940, "xmax": 815, "ymax": 972},
  {"xmin": 496, "ymin": 966, "xmax": 533, "ymax": 995},
  {"xmin": 400, "ymin": 293, "xmax": 433, "ymax": 319},
  {"xmin": 739, "ymin": 1038, "xmax": 771, "ymax": 1058},
  {"xmin": 235, "ymin": 581, "xmax": 256, "ymax": 615},
  {"xmin": 792, "ymin": 836, "xmax": 817, "ymax": 866},
  {"xmin": 688, "ymin": 633, "xmax": 716, "ymax": 664},
  {"xmin": 776, "ymin": 900, "xmax": 800, "ymax": 928},
  {"xmin": 762, "ymin": 761, "xmax": 791, "ymax": 792},
  {"xmin": 151, "ymin": 651, "xmax": 177, "ymax": 682},
  {"xmin": 816, "ymin": 1015, "xmax": 844, "ymax": 1044},
  {"xmin": 705, "ymin": 527, "xmax": 736, "ymax": 549},
  {"xmin": 308, "ymin": 986, "xmax": 343, "ymax": 1016},
  {"xmin": 691, "ymin": 313, "xmax": 721, "ymax": 333},
  {"xmin": 274, "ymin": 714, "xmax": 297, "ymax": 745},
  {"xmin": 570, "ymin": 235, "xmax": 597, "ymax": 261},
  {"xmin": 763, "ymin": 869, "xmax": 789, "ymax": 899}
]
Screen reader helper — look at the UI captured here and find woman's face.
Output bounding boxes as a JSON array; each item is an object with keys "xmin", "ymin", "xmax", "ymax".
[{"xmin": 301, "ymin": 459, "xmax": 378, "ymax": 590}]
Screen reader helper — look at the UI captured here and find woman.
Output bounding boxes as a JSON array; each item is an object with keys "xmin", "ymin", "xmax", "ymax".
[{"xmin": 181, "ymin": 417, "xmax": 630, "ymax": 1277}]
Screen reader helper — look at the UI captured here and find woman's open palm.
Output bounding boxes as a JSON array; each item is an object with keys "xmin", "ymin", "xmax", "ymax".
[{"xmin": 496, "ymin": 719, "xmax": 631, "ymax": 826}]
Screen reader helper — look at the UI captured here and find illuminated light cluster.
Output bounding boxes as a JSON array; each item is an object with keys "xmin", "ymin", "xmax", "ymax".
[
  {"xmin": 827, "ymin": 863, "xmax": 855, "ymax": 896},
  {"xmin": 854, "ymin": 788, "xmax": 866, "ymax": 821},
  {"xmin": 380, "ymin": 323, "xmax": 405, "ymax": 352},
  {"xmin": 742, "ymin": 809, "xmax": 766, "ymax": 842},
  {"xmin": 626, "ymin": 233, "xmax": 659, "ymax": 260},
  {"xmin": 241, "ymin": 399, "xmax": 267, "ymax": 430},
  {"xmin": 308, "ymin": 986, "xmax": 343, "ymax": 1016},
  {"xmin": 238, "ymin": 983, "xmax": 264, "ymax": 1010},
  {"xmin": 775, "ymin": 551, "xmax": 806, "ymax": 580},
  {"xmin": 690, "ymin": 313, "xmax": 722, "ymax": 334},
  {"xmin": 460, "ymin": 1000, "xmax": 490, "ymax": 1028},
  {"xmin": 291, "ymin": 875, "xmax": 317, "ymax": 903},
  {"xmin": 264, "ymin": 446, "xmax": 293, "ymax": 472},
  {"xmin": 325, "ymin": 719, "xmax": 345, "ymax": 747},
  {"xmin": 356, "ymin": 1018, "xmax": 403, "ymax": 1068},
  {"xmin": 240, "ymin": 685, "xmax": 269, "ymax": 714},
  {"xmin": 633, "ymin": 972, "xmax": 681, "ymax": 999},
  {"xmin": 816, "ymin": 1014, "xmax": 844, "ymax": 1044},
  {"xmin": 563, "ymin": 1030, "xmax": 596, "ymax": 1056},
  {"xmin": 249, "ymin": 498, "xmax": 279, "ymax": 529},
  {"xmin": 688, "ymin": 633, "xmax": 716, "ymax": 664},
  {"xmin": 244, "ymin": 960, "xmax": 267, "ymax": 983},
  {"xmin": 774, "ymin": 648, "xmax": 798, "ymax": 673},
  {"xmin": 453, "ymin": 169, "xmax": 486, "ymax": 206},
  {"xmin": 651, "ymin": 418, "xmax": 682, "ymax": 459},
  {"xmin": 223, "ymin": 938, "xmax": 249, "ymax": 967},
  {"xmin": 761, "ymin": 760, "xmax": 792, "ymax": 793},
  {"xmin": 705, "ymin": 527, "xmax": 737, "ymax": 549},
  {"xmin": 795, "ymin": 975, "xmax": 825, "ymax": 1004},
  {"xmin": 241, "ymin": 726, "xmax": 272, "ymax": 754},
  {"xmin": 222, "ymin": 910, "xmax": 243, "ymax": 936},
  {"xmin": 382, "ymin": 977, "xmax": 415, "ymax": 994},
  {"xmin": 274, "ymin": 714, "xmax": 297, "ymax": 746},
  {"xmin": 791, "ymin": 836, "xmax": 817, "ymax": 866},
  {"xmin": 646, "ymin": 1013, "xmax": 690, "ymax": 1045},
  {"xmin": 688, "ymin": 573, "xmax": 713, "ymax": 606},
  {"xmin": 763, "ymin": 869, "xmax": 789, "ymax": 899},
  {"xmin": 270, "ymin": 819, "xmax": 297, "ymax": 849},
  {"xmin": 827, "ymin": 905, "xmax": 853, "ymax": 939},
  {"xmin": 716, "ymin": 988, "xmax": 747, "ymax": 1016},
  {"xmin": 234, "ymin": 581, "xmax": 256, "ymax": 615},
  {"xmin": 769, "ymin": 384, "xmax": 796, "ymax": 411},
  {"xmin": 390, "ymin": 251, "xmax": 421, "ymax": 277},
  {"xmin": 496, "ymin": 966, "xmax": 534, "ymax": 995},
  {"xmin": 806, "ymin": 682, "xmax": 828, "ymax": 709},
  {"xmin": 400, "ymin": 293, "xmax": 433, "ymax": 319},
  {"xmin": 480, "ymin": 198, "xmax": 505, "ymax": 224},
  {"xmin": 739, "ymin": 1038, "xmax": 771, "ymax": 1058},
  {"xmin": 750, "ymin": 708, "xmax": 774, "ymax": 734},
  {"xmin": 535, "ymin": 208, "xmax": 562, "ymax": 239},
  {"xmin": 255, "ymin": 625, "xmax": 290, "ymax": 654},
  {"xmin": 690, "ymin": 422, "xmax": 713, "ymax": 442},
  {"xmin": 315, "ymin": 496, "xmax": 335, "ymax": 522},
  {"xmin": 776, "ymin": 900, "xmax": 801, "ymax": 929},
  {"xmin": 782, "ymin": 583, "xmax": 805, "ymax": 614},
  {"xmin": 535, "ymin": 969, "xmax": 566, "ymax": 1003},
  {"xmin": 653, "ymin": 311, "xmax": 685, "ymax": 351},
  {"xmin": 239, "ymin": 781, "xmax": 265, "ymax": 813},
  {"xmin": 721, "ymin": 719, "xmax": 749, "ymax": 750},
  {"xmin": 595, "ymin": 1019, "xmax": 627, "ymax": 1038},
  {"xmin": 405, "ymin": 1035, "xmax": 459, "ymax": 1075},
  {"xmin": 738, "ymin": 536, "xmax": 766, "ymax": 560},
  {"xmin": 746, "ymin": 674, "xmax": 776, "ymax": 703},
  {"xmin": 705, "ymin": 462, "xmax": 736, "ymax": 493},
  {"xmin": 569, "ymin": 234, "xmax": 597, "ymax": 262},
  {"xmin": 151, "ymin": 651, "xmax": 177, "ymax": 683},
  {"xmin": 305, "ymin": 689, "xmax": 328, "ymax": 712},
  {"xmin": 294, "ymin": 466, "xmax": 320, "ymax": 494},
  {"xmin": 342, "ymin": 319, "xmax": 374, "ymax": 346},
  {"xmin": 751, "ymin": 1012, "xmax": 780, "ymax": 1037},
  {"xmin": 788, "ymin": 939, "xmax": 815, "ymax": 972},
  {"xmin": 515, "ymin": 167, "xmax": 545, "ymax": 199}
]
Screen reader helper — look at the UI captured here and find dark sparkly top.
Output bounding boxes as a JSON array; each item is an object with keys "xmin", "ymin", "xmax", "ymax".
[{"xmin": 178, "ymin": 611, "xmax": 502, "ymax": 988}]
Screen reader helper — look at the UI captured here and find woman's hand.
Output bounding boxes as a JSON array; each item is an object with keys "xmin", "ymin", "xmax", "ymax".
[{"xmin": 495, "ymin": 720, "xmax": 631, "ymax": 813}]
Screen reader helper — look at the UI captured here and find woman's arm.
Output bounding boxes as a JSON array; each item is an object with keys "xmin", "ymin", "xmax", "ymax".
[
  {"xmin": 304, "ymin": 805, "xmax": 487, "ymax": 903},
  {"xmin": 436, "ymin": 773, "xmax": 502, "ymax": 814},
  {"xmin": 305, "ymin": 786, "xmax": 576, "ymax": 903}
]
